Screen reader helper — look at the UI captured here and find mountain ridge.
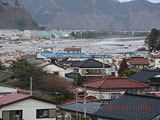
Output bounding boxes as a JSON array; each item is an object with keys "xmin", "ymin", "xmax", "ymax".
[
  {"xmin": 16, "ymin": 0, "xmax": 160, "ymax": 30},
  {"xmin": 0, "ymin": 0, "xmax": 38, "ymax": 30}
]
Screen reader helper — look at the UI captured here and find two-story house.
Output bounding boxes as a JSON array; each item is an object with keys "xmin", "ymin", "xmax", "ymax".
[{"xmin": 82, "ymin": 77, "xmax": 149, "ymax": 100}]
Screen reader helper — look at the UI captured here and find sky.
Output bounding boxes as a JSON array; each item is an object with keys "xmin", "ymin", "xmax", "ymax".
[{"xmin": 119, "ymin": 0, "xmax": 160, "ymax": 3}]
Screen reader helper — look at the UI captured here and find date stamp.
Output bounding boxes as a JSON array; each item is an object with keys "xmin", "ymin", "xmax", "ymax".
[{"xmin": 107, "ymin": 106, "xmax": 150, "ymax": 110}]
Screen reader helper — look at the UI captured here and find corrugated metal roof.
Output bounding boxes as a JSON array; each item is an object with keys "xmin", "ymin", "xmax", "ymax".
[
  {"xmin": 60, "ymin": 100, "xmax": 102, "ymax": 115},
  {"xmin": 95, "ymin": 93, "xmax": 160, "ymax": 120},
  {"xmin": 129, "ymin": 70, "xmax": 158, "ymax": 83}
]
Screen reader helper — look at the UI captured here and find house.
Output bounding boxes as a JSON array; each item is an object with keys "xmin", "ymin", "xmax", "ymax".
[
  {"xmin": 64, "ymin": 48, "xmax": 81, "ymax": 53},
  {"xmin": 95, "ymin": 93, "xmax": 160, "ymax": 120},
  {"xmin": 126, "ymin": 57, "xmax": 150, "ymax": 70},
  {"xmin": 66, "ymin": 59, "xmax": 111, "ymax": 78},
  {"xmin": 129, "ymin": 69, "xmax": 160, "ymax": 92},
  {"xmin": 154, "ymin": 54, "xmax": 160, "ymax": 68},
  {"xmin": 60, "ymin": 100, "xmax": 102, "ymax": 120},
  {"xmin": 82, "ymin": 77, "xmax": 149, "ymax": 99},
  {"xmin": 37, "ymin": 61, "xmax": 65, "ymax": 77},
  {"xmin": 0, "ymin": 93, "xmax": 56, "ymax": 120}
]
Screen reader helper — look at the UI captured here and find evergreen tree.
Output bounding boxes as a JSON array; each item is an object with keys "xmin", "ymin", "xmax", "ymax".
[
  {"xmin": 118, "ymin": 59, "xmax": 135, "ymax": 77},
  {"xmin": 145, "ymin": 28, "xmax": 160, "ymax": 51},
  {"xmin": 118, "ymin": 59, "xmax": 128, "ymax": 76},
  {"xmin": 11, "ymin": 59, "xmax": 46, "ymax": 89},
  {"xmin": 70, "ymin": 32, "xmax": 76, "ymax": 38},
  {"xmin": 0, "ymin": 61, "xmax": 4, "ymax": 70},
  {"xmin": 15, "ymin": 0, "xmax": 19, "ymax": 6}
]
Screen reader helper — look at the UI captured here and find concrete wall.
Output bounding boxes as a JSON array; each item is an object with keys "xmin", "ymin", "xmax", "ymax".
[{"xmin": 155, "ymin": 58, "xmax": 160, "ymax": 68}]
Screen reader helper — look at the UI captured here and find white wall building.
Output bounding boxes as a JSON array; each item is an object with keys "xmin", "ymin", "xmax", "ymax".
[
  {"xmin": 0, "ymin": 93, "xmax": 56, "ymax": 120},
  {"xmin": 155, "ymin": 54, "xmax": 160, "ymax": 68},
  {"xmin": 23, "ymin": 30, "xmax": 32, "ymax": 40},
  {"xmin": 43, "ymin": 64, "xmax": 65, "ymax": 77}
]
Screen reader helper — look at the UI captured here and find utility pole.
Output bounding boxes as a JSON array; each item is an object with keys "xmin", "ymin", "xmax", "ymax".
[
  {"xmin": 102, "ymin": 55, "xmax": 105, "ymax": 78},
  {"xmin": 30, "ymin": 77, "xmax": 32, "ymax": 96},
  {"xmin": 84, "ymin": 85, "xmax": 86, "ymax": 120},
  {"xmin": 75, "ymin": 75, "xmax": 78, "ymax": 119}
]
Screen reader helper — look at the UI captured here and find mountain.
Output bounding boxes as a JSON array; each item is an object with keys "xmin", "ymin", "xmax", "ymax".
[
  {"xmin": 0, "ymin": 0, "xmax": 38, "ymax": 30},
  {"xmin": 15, "ymin": 0, "xmax": 160, "ymax": 30}
]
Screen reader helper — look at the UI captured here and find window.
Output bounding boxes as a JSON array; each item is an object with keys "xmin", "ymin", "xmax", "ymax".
[
  {"xmin": 54, "ymin": 72, "xmax": 59, "ymax": 75},
  {"xmin": 36, "ymin": 109, "xmax": 56, "ymax": 118},
  {"xmin": 2, "ymin": 110, "xmax": 22, "ymax": 120},
  {"xmin": 111, "ymin": 93, "xmax": 120, "ymax": 99},
  {"xmin": 74, "ymin": 68, "xmax": 79, "ymax": 73}
]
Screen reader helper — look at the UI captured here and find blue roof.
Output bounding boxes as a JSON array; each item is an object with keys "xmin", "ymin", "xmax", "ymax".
[
  {"xmin": 40, "ymin": 52, "xmax": 58, "ymax": 58},
  {"xmin": 55, "ymin": 53, "xmax": 89, "ymax": 58},
  {"xmin": 40, "ymin": 52, "xmax": 89, "ymax": 58}
]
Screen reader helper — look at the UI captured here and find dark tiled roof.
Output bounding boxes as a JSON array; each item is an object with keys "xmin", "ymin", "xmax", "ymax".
[
  {"xmin": 129, "ymin": 70, "xmax": 158, "ymax": 83},
  {"xmin": 60, "ymin": 101, "xmax": 102, "ymax": 115},
  {"xmin": 73, "ymin": 59, "xmax": 111, "ymax": 68},
  {"xmin": 59, "ymin": 61, "xmax": 81, "ymax": 66},
  {"xmin": 65, "ymin": 72, "xmax": 80, "ymax": 78},
  {"xmin": 127, "ymin": 57, "xmax": 149, "ymax": 65},
  {"xmin": 95, "ymin": 93, "xmax": 160, "ymax": 120},
  {"xmin": 82, "ymin": 77, "xmax": 149, "ymax": 89}
]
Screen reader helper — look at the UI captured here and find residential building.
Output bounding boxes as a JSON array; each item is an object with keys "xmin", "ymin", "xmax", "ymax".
[
  {"xmin": 37, "ymin": 61, "xmax": 65, "ymax": 77},
  {"xmin": 154, "ymin": 54, "xmax": 160, "ymax": 68},
  {"xmin": 68, "ymin": 59, "xmax": 111, "ymax": 78},
  {"xmin": 126, "ymin": 57, "xmax": 150, "ymax": 70},
  {"xmin": 60, "ymin": 100, "xmax": 102, "ymax": 120},
  {"xmin": 64, "ymin": 48, "xmax": 81, "ymax": 53},
  {"xmin": 95, "ymin": 93, "xmax": 160, "ymax": 120},
  {"xmin": 0, "ymin": 93, "xmax": 56, "ymax": 120},
  {"xmin": 82, "ymin": 77, "xmax": 149, "ymax": 99},
  {"xmin": 129, "ymin": 69, "xmax": 160, "ymax": 92},
  {"xmin": 60, "ymin": 93, "xmax": 160, "ymax": 120}
]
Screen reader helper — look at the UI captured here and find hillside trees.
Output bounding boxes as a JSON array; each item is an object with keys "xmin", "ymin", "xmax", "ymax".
[{"xmin": 11, "ymin": 59, "xmax": 47, "ymax": 89}]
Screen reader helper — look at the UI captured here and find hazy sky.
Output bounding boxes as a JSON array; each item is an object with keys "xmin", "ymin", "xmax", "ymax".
[{"xmin": 119, "ymin": 0, "xmax": 160, "ymax": 3}]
